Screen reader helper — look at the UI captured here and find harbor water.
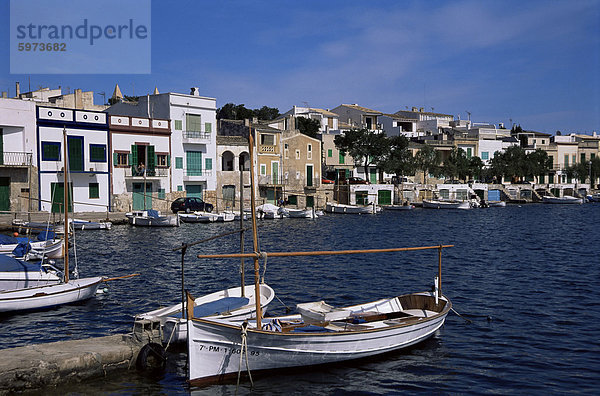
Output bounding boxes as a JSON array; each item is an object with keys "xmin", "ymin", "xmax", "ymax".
[{"xmin": 1, "ymin": 204, "xmax": 599, "ymax": 394}]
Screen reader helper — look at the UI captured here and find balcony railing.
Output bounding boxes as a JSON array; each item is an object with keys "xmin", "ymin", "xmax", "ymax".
[
  {"xmin": 259, "ymin": 145, "xmax": 276, "ymax": 153},
  {"xmin": 124, "ymin": 167, "xmax": 170, "ymax": 177},
  {"xmin": 258, "ymin": 174, "xmax": 285, "ymax": 185},
  {"xmin": 182, "ymin": 131, "xmax": 211, "ymax": 141},
  {"xmin": 0, "ymin": 152, "xmax": 32, "ymax": 166},
  {"xmin": 184, "ymin": 169, "xmax": 213, "ymax": 177}
]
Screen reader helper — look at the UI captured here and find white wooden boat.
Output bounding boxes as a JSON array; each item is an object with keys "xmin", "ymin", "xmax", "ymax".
[
  {"xmin": 215, "ymin": 211, "xmax": 236, "ymax": 222},
  {"xmin": 0, "ymin": 276, "xmax": 103, "ymax": 312},
  {"xmin": 0, "ymin": 255, "xmax": 61, "ymax": 291},
  {"xmin": 422, "ymin": 199, "xmax": 471, "ymax": 210},
  {"xmin": 287, "ymin": 208, "xmax": 318, "ymax": 218},
  {"xmin": 542, "ymin": 195, "xmax": 583, "ymax": 204},
  {"xmin": 487, "ymin": 201, "xmax": 506, "ymax": 207},
  {"xmin": 71, "ymin": 219, "xmax": 112, "ymax": 230},
  {"xmin": 256, "ymin": 204, "xmax": 287, "ymax": 219},
  {"xmin": 325, "ymin": 202, "xmax": 376, "ymax": 214},
  {"xmin": 139, "ymin": 284, "xmax": 275, "ymax": 343},
  {"xmin": 187, "ymin": 291, "xmax": 451, "ymax": 385},
  {"xmin": 11, "ymin": 219, "xmax": 65, "ymax": 234},
  {"xmin": 179, "ymin": 212, "xmax": 217, "ymax": 223},
  {"xmin": 127, "ymin": 210, "xmax": 180, "ymax": 226},
  {"xmin": 0, "ymin": 237, "xmax": 64, "ymax": 260},
  {"xmin": 382, "ymin": 204, "xmax": 415, "ymax": 211},
  {"xmin": 296, "ymin": 300, "xmax": 350, "ymax": 323}
]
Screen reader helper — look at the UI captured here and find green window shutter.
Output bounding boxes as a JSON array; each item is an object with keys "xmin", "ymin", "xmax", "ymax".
[
  {"xmin": 128, "ymin": 153, "xmax": 132, "ymax": 166},
  {"xmin": 68, "ymin": 136, "xmax": 83, "ymax": 171},
  {"xmin": 167, "ymin": 155, "xmax": 171, "ymax": 167},
  {"xmin": 339, "ymin": 152, "xmax": 345, "ymax": 164},
  {"xmin": 186, "ymin": 151, "xmax": 203, "ymax": 175},
  {"xmin": 205, "ymin": 158, "xmax": 212, "ymax": 170},
  {"xmin": 113, "ymin": 152, "xmax": 118, "ymax": 165},
  {"xmin": 147, "ymin": 146, "xmax": 155, "ymax": 170},
  {"xmin": 131, "ymin": 145, "xmax": 138, "ymax": 171},
  {"xmin": 175, "ymin": 157, "xmax": 183, "ymax": 169},
  {"xmin": 42, "ymin": 142, "xmax": 61, "ymax": 161},
  {"xmin": 90, "ymin": 144, "xmax": 106, "ymax": 162},
  {"xmin": 186, "ymin": 114, "xmax": 202, "ymax": 132},
  {"xmin": 89, "ymin": 183, "xmax": 99, "ymax": 199},
  {"xmin": 328, "ymin": 149, "xmax": 332, "ymax": 157},
  {"xmin": 205, "ymin": 123, "xmax": 212, "ymax": 133},
  {"xmin": 158, "ymin": 188, "xmax": 165, "ymax": 199},
  {"xmin": 175, "ymin": 120, "xmax": 182, "ymax": 130},
  {"xmin": 581, "ymin": 153, "xmax": 586, "ymax": 163}
]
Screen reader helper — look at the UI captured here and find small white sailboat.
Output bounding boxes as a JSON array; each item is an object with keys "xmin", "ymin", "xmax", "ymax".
[
  {"xmin": 127, "ymin": 210, "xmax": 180, "ymax": 226},
  {"xmin": 138, "ymin": 284, "xmax": 275, "ymax": 343},
  {"xmin": 0, "ymin": 255, "xmax": 62, "ymax": 291},
  {"xmin": 325, "ymin": 202, "xmax": 377, "ymax": 214},
  {"xmin": 287, "ymin": 208, "xmax": 318, "ymax": 218},
  {"xmin": 71, "ymin": 219, "xmax": 112, "ymax": 230}
]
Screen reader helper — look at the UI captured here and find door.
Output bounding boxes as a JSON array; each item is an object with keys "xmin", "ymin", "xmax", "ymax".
[
  {"xmin": 306, "ymin": 195, "xmax": 314, "ymax": 208},
  {"xmin": 50, "ymin": 182, "xmax": 73, "ymax": 213},
  {"xmin": 272, "ymin": 162, "xmax": 279, "ymax": 184},
  {"xmin": 133, "ymin": 182, "xmax": 152, "ymax": 210},
  {"xmin": 223, "ymin": 185, "xmax": 235, "ymax": 207},
  {"xmin": 67, "ymin": 136, "xmax": 84, "ymax": 172},
  {"xmin": 266, "ymin": 189, "xmax": 275, "ymax": 204},
  {"xmin": 369, "ymin": 168, "xmax": 377, "ymax": 184},
  {"xmin": 0, "ymin": 177, "xmax": 9, "ymax": 211},
  {"xmin": 378, "ymin": 190, "xmax": 391, "ymax": 205},
  {"xmin": 306, "ymin": 165, "xmax": 313, "ymax": 187},
  {"xmin": 186, "ymin": 151, "xmax": 203, "ymax": 176},
  {"xmin": 186, "ymin": 184, "xmax": 203, "ymax": 199},
  {"xmin": 356, "ymin": 191, "xmax": 368, "ymax": 205}
]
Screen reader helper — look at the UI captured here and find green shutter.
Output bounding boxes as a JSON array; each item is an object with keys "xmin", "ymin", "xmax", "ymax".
[
  {"xmin": 113, "ymin": 152, "xmax": 118, "ymax": 166},
  {"xmin": 175, "ymin": 157, "xmax": 183, "ymax": 169},
  {"xmin": 68, "ymin": 136, "xmax": 83, "ymax": 171},
  {"xmin": 205, "ymin": 158, "xmax": 212, "ymax": 170},
  {"xmin": 175, "ymin": 120, "xmax": 182, "ymax": 130},
  {"xmin": 186, "ymin": 114, "xmax": 202, "ymax": 132},
  {"xmin": 131, "ymin": 145, "xmax": 138, "ymax": 172},
  {"xmin": 147, "ymin": 145, "xmax": 155, "ymax": 170},
  {"xmin": 205, "ymin": 123, "xmax": 212, "ymax": 133},
  {"xmin": 328, "ymin": 149, "xmax": 332, "ymax": 157},
  {"xmin": 167, "ymin": 155, "xmax": 171, "ymax": 167},
  {"xmin": 339, "ymin": 152, "xmax": 345, "ymax": 164},
  {"xmin": 158, "ymin": 188, "xmax": 165, "ymax": 199},
  {"xmin": 89, "ymin": 183, "xmax": 99, "ymax": 199},
  {"xmin": 186, "ymin": 151, "xmax": 203, "ymax": 176},
  {"xmin": 128, "ymin": 153, "xmax": 132, "ymax": 167}
]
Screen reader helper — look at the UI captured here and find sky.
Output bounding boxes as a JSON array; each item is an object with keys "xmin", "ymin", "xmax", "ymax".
[{"xmin": 1, "ymin": 0, "xmax": 599, "ymax": 134}]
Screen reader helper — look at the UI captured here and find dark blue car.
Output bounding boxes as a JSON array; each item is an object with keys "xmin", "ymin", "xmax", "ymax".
[{"xmin": 171, "ymin": 197, "xmax": 213, "ymax": 213}]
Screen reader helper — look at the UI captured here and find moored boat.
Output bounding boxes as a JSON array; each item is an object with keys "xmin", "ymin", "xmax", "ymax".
[
  {"xmin": 127, "ymin": 210, "xmax": 180, "ymax": 226},
  {"xmin": 382, "ymin": 204, "xmax": 415, "ymax": 210},
  {"xmin": 287, "ymin": 208, "xmax": 318, "ymax": 218},
  {"xmin": 422, "ymin": 199, "xmax": 471, "ymax": 210},
  {"xmin": 71, "ymin": 219, "xmax": 112, "ymax": 230},
  {"xmin": 0, "ymin": 255, "xmax": 61, "ymax": 291},
  {"xmin": 325, "ymin": 202, "xmax": 376, "ymax": 214},
  {"xmin": 542, "ymin": 195, "xmax": 583, "ymax": 204}
]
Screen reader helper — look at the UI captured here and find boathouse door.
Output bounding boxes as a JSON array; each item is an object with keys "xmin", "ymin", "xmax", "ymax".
[
  {"xmin": 132, "ymin": 182, "xmax": 152, "ymax": 210},
  {"xmin": 0, "ymin": 177, "xmax": 9, "ymax": 211}
]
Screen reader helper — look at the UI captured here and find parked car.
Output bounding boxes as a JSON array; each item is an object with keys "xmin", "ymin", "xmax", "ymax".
[
  {"xmin": 348, "ymin": 177, "xmax": 369, "ymax": 184},
  {"xmin": 321, "ymin": 177, "xmax": 335, "ymax": 184},
  {"xmin": 171, "ymin": 197, "xmax": 214, "ymax": 213}
]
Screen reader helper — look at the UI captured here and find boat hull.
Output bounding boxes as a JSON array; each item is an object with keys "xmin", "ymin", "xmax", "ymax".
[
  {"xmin": 129, "ymin": 215, "xmax": 180, "ymax": 226},
  {"xmin": 422, "ymin": 200, "xmax": 470, "ymax": 209},
  {"xmin": 325, "ymin": 203, "xmax": 375, "ymax": 214},
  {"xmin": 542, "ymin": 196, "xmax": 583, "ymax": 204},
  {"xmin": 188, "ymin": 293, "xmax": 450, "ymax": 385},
  {"xmin": 0, "ymin": 276, "xmax": 103, "ymax": 312}
]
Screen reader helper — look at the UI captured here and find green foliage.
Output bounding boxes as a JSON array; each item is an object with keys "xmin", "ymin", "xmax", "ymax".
[
  {"xmin": 440, "ymin": 147, "xmax": 469, "ymax": 180},
  {"xmin": 489, "ymin": 146, "xmax": 552, "ymax": 182},
  {"xmin": 334, "ymin": 128, "xmax": 389, "ymax": 182},
  {"xmin": 381, "ymin": 135, "xmax": 414, "ymax": 178},
  {"xmin": 217, "ymin": 103, "xmax": 280, "ymax": 121},
  {"xmin": 414, "ymin": 145, "xmax": 441, "ymax": 183},
  {"xmin": 296, "ymin": 117, "xmax": 321, "ymax": 138}
]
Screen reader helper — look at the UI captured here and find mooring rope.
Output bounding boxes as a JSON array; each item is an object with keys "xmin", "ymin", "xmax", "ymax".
[
  {"xmin": 259, "ymin": 251, "xmax": 267, "ymax": 284},
  {"xmin": 236, "ymin": 321, "xmax": 254, "ymax": 393},
  {"xmin": 451, "ymin": 307, "xmax": 473, "ymax": 324},
  {"xmin": 164, "ymin": 320, "xmax": 178, "ymax": 351}
]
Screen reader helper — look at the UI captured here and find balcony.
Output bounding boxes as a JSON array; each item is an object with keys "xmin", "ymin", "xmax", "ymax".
[
  {"xmin": 183, "ymin": 169, "xmax": 213, "ymax": 181},
  {"xmin": 258, "ymin": 174, "xmax": 286, "ymax": 186},
  {"xmin": 124, "ymin": 167, "xmax": 170, "ymax": 178},
  {"xmin": 182, "ymin": 130, "xmax": 211, "ymax": 144},
  {"xmin": 259, "ymin": 145, "xmax": 276, "ymax": 154},
  {"xmin": 0, "ymin": 152, "xmax": 32, "ymax": 167}
]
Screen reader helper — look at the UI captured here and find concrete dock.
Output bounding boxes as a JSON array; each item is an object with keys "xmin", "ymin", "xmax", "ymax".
[
  {"xmin": 0, "ymin": 211, "xmax": 130, "ymax": 232},
  {"xmin": 0, "ymin": 320, "xmax": 163, "ymax": 394}
]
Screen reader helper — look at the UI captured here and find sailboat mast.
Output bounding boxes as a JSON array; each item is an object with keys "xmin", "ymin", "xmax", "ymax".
[
  {"xmin": 239, "ymin": 162, "xmax": 245, "ymax": 297},
  {"xmin": 248, "ymin": 124, "xmax": 262, "ymax": 328},
  {"xmin": 63, "ymin": 127, "xmax": 69, "ymax": 283}
]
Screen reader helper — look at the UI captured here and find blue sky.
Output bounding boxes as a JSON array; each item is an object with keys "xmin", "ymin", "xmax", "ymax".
[{"xmin": 1, "ymin": 0, "xmax": 599, "ymax": 134}]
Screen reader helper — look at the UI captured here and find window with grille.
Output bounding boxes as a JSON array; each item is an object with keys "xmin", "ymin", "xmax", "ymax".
[
  {"xmin": 90, "ymin": 144, "xmax": 106, "ymax": 162},
  {"xmin": 42, "ymin": 142, "xmax": 61, "ymax": 161},
  {"xmin": 89, "ymin": 182, "xmax": 99, "ymax": 199}
]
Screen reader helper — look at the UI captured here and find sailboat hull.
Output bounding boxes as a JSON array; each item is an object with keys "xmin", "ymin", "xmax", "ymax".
[{"xmin": 0, "ymin": 277, "xmax": 103, "ymax": 313}]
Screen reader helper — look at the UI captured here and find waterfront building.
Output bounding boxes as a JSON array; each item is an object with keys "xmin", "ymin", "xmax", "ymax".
[
  {"xmin": 36, "ymin": 106, "xmax": 110, "ymax": 213},
  {"xmin": 394, "ymin": 107, "xmax": 454, "ymax": 136},
  {"xmin": 108, "ymin": 114, "xmax": 173, "ymax": 212},
  {"xmin": 107, "ymin": 87, "xmax": 217, "ymax": 205},
  {"xmin": 0, "ymin": 98, "xmax": 36, "ymax": 212},
  {"xmin": 330, "ymin": 104, "xmax": 384, "ymax": 132},
  {"xmin": 215, "ymin": 133, "xmax": 251, "ymax": 212},
  {"xmin": 378, "ymin": 113, "xmax": 419, "ymax": 138},
  {"xmin": 269, "ymin": 106, "xmax": 339, "ymax": 134}
]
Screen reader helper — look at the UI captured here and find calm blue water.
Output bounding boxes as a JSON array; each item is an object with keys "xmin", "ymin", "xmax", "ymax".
[{"xmin": 2, "ymin": 204, "xmax": 599, "ymax": 395}]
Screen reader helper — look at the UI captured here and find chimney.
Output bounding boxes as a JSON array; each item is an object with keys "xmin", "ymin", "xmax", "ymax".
[
  {"xmin": 74, "ymin": 89, "xmax": 83, "ymax": 109},
  {"xmin": 419, "ymin": 107, "xmax": 424, "ymax": 112},
  {"xmin": 412, "ymin": 107, "xmax": 417, "ymax": 112},
  {"xmin": 16, "ymin": 82, "xmax": 20, "ymax": 97},
  {"xmin": 190, "ymin": 87, "xmax": 199, "ymax": 96}
]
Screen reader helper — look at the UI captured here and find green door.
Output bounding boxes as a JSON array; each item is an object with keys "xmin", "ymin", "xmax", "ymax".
[
  {"xmin": 266, "ymin": 189, "xmax": 275, "ymax": 204},
  {"xmin": 356, "ymin": 191, "xmax": 368, "ymax": 205},
  {"xmin": 306, "ymin": 165, "xmax": 313, "ymax": 187},
  {"xmin": 186, "ymin": 184, "xmax": 203, "ymax": 199},
  {"xmin": 186, "ymin": 151, "xmax": 203, "ymax": 176},
  {"xmin": 378, "ymin": 190, "xmax": 391, "ymax": 205},
  {"xmin": 133, "ymin": 182, "xmax": 152, "ymax": 210},
  {"xmin": 272, "ymin": 162, "xmax": 279, "ymax": 184},
  {"xmin": 306, "ymin": 195, "xmax": 314, "ymax": 208},
  {"xmin": 67, "ymin": 136, "xmax": 84, "ymax": 172},
  {"xmin": 0, "ymin": 177, "xmax": 9, "ymax": 211},
  {"xmin": 369, "ymin": 168, "xmax": 377, "ymax": 184},
  {"xmin": 50, "ymin": 182, "xmax": 73, "ymax": 213}
]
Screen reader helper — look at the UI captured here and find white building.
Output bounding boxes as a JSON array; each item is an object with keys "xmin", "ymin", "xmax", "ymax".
[
  {"xmin": 107, "ymin": 88, "xmax": 217, "ymax": 203},
  {"xmin": 108, "ymin": 115, "xmax": 172, "ymax": 212},
  {"xmin": 269, "ymin": 106, "xmax": 340, "ymax": 134},
  {"xmin": 0, "ymin": 98, "xmax": 37, "ymax": 211},
  {"xmin": 36, "ymin": 106, "xmax": 110, "ymax": 213}
]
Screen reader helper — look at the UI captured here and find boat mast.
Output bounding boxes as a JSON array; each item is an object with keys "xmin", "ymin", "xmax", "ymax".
[
  {"xmin": 63, "ymin": 127, "xmax": 69, "ymax": 283},
  {"xmin": 248, "ymin": 123, "xmax": 262, "ymax": 328},
  {"xmin": 239, "ymin": 159, "xmax": 245, "ymax": 297}
]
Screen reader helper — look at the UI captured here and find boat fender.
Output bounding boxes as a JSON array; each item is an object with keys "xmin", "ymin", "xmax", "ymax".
[{"xmin": 136, "ymin": 342, "xmax": 167, "ymax": 372}]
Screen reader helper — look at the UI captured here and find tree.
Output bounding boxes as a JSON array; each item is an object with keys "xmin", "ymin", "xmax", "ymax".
[
  {"xmin": 334, "ymin": 129, "xmax": 389, "ymax": 183},
  {"xmin": 254, "ymin": 106, "xmax": 280, "ymax": 121},
  {"xmin": 495, "ymin": 145, "xmax": 529, "ymax": 182},
  {"xmin": 526, "ymin": 149, "xmax": 552, "ymax": 182},
  {"xmin": 440, "ymin": 147, "xmax": 469, "ymax": 181},
  {"xmin": 565, "ymin": 161, "xmax": 591, "ymax": 184},
  {"xmin": 381, "ymin": 135, "xmax": 414, "ymax": 202},
  {"xmin": 217, "ymin": 103, "xmax": 280, "ymax": 121},
  {"xmin": 414, "ymin": 145, "xmax": 441, "ymax": 185},
  {"xmin": 468, "ymin": 156, "xmax": 485, "ymax": 181},
  {"xmin": 296, "ymin": 117, "xmax": 321, "ymax": 138}
]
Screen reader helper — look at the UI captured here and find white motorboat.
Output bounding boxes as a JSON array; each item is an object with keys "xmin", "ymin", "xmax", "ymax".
[
  {"xmin": 127, "ymin": 210, "xmax": 180, "ymax": 227},
  {"xmin": 542, "ymin": 195, "xmax": 583, "ymax": 204},
  {"xmin": 179, "ymin": 212, "xmax": 218, "ymax": 223},
  {"xmin": 287, "ymin": 208, "xmax": 318, "ymax": 218},
  {"xmin": 325, "ymin": 202, "xmax": 376, "ymax": 214},
  {"xmin": 382, "ymin": 204, "xmax": 415, "ymax": 211},
  {"xmin": 71, "ymin": 219, "xmax": 112, "ymax": 230},
  {"xmin": 487, "ymin": 201, "xmax": 506, "ymax": 207},
  {"xmin": 256, "ymin": 204, "xmax": 287, "ymax": 219},
  {"xmin": 0, "ymin": 236, "xmax": 64, "ymax": 260},
  {"xmin": 138, "ymin": 283, "xmax": 275, "ymax": 343},
  {"xmin": 187, "ymin": 290, "xmax": 451, "ymax": 385},
  {"xmin": 422, "ymin": 199, "xmax": 471, "ymax": 210},
  {"xmin": 0, "ymin": 255, "xmax": 61, "ymax": 291}
]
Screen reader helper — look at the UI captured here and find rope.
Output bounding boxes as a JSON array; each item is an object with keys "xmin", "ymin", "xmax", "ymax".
[
  {"xmin": 451, "ymin": 307, "xmax": 473, "ymax": 324},
  {"xmin": 71, "ymin": 221, "xmax": 79, "ymax": 279},
  {"xmin": 274, "ymin": 294, "xmax": 291, "ymax": 314},
  {"xmin": 259, "ymin": 251, "xmax": 267, "ymax": 284},
  {"xmin": 164, "ymin": 321, "xmax": 178, "ymax": 351},
  {"xmin": 236, "ymin": 321, "xmax": 254, "ymax": 392}
]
